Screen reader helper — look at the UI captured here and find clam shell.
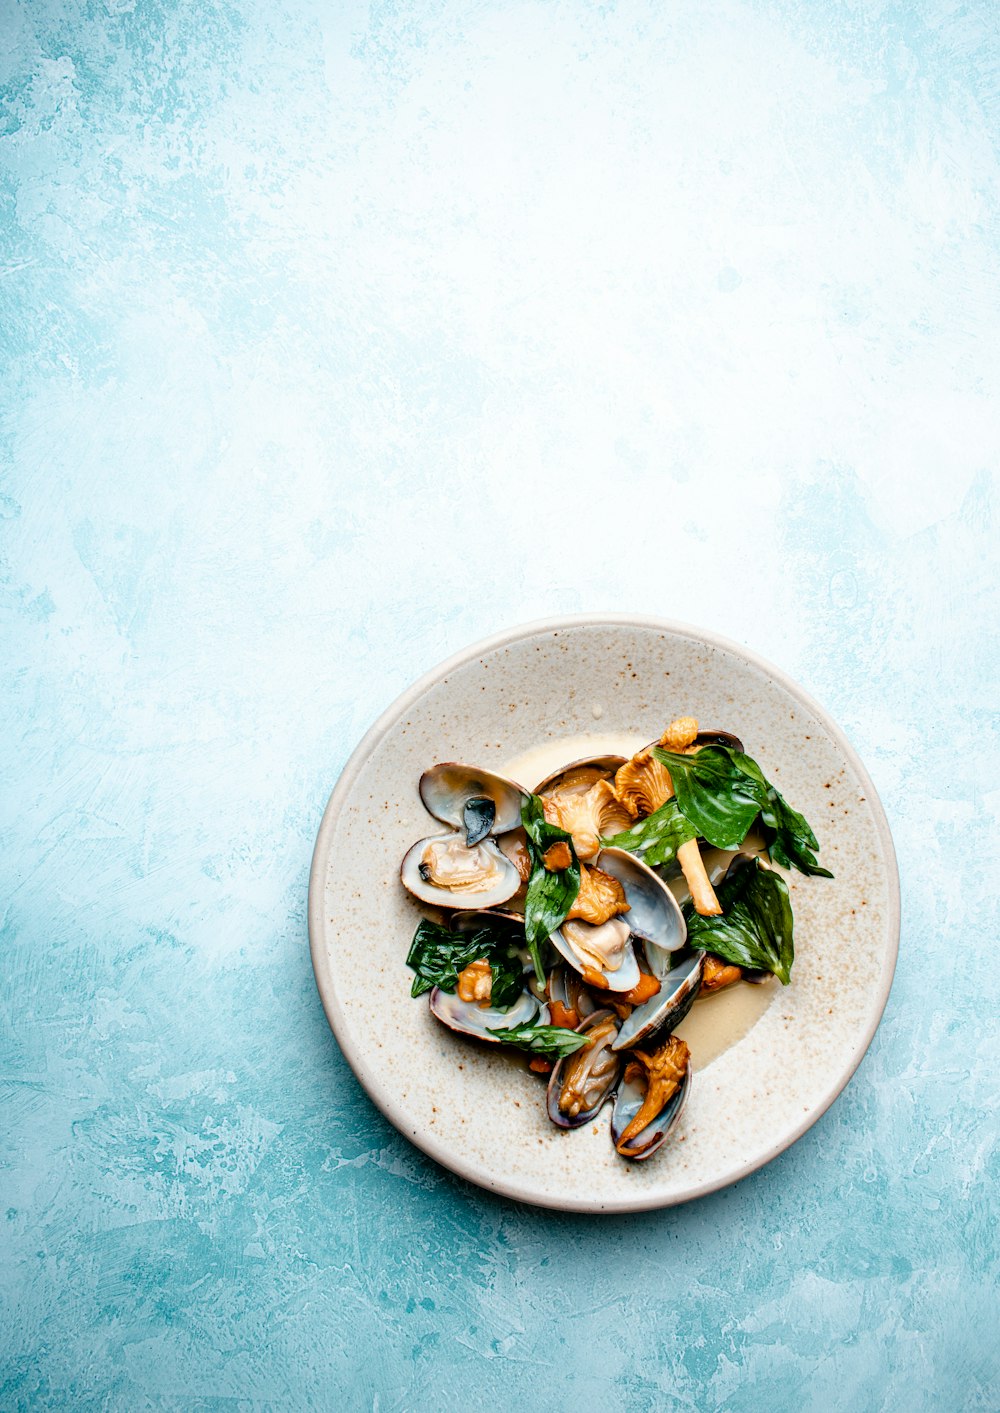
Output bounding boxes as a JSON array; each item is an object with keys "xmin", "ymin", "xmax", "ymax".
[
  {"xmin": 400, "ymin": 834, "xmax": 522, "ymax": 910},
  {"xmin": 429, "ymin": 987, "xmax": 544, "ymax": 1041},
  {"xmin": 596, "ymin": 847, "xmax": 687, "ymax": 951},
  {"xmin": 546, "ymin": 1009, "xmax": 623, "ymax": 1129},
  {"xmin": 532, "ymin": 754, "xmax": 627, "ymax": 796},
  {"xmin": 610, "ymin": 1061, "xmax": 692, "ymax": 1160},
  {"xmin": 419, "ymin": 764, "xmax": 526, "ymax": 837},
  {"xmin": 612, "ymin": 951, "xmax": 704, "ymax": 1051}
]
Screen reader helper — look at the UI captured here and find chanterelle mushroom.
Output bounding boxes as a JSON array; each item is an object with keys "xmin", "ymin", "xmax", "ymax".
[
  {"xmin": 617, "ymin": 1035, "xmax": 690, "ymax": 1148},
  {"xmin": 700, "ymin": 954, "xmax": 743, "ymax": 992},
  {"xmin": 542, "ymin": 775, "xmax": 632, "ymax": 860},
  {"xmin": 613, "ymin": 750, "xmax": 675, "ymax": 819},
  {"xmin": 659, "ymin": 716, "xmax": 699, "ymax": 751},
  {"xmin": 565, "ymin": 865, "xmax": 630, "ymax": 926},
  {"xmin": 456, "ymin": 958, "xmax": 493, "ymax": 1005}
]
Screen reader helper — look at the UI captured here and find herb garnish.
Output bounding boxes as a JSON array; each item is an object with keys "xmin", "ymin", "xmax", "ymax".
[
  {"xmin": 486, "ymin": 1020, "xmax": 589, "ymax": 1056},
  {"xmin": 406, "ymin": 917, "xmax": 524, "ymax": 1007},
  {"xmin": 602, "ymin": 796, "xmax": 698, "ymax": 866},
  {"xmin": 520, "ymin": 794, "xmax": 581, "ymax": 985},
  {"xmin": 653, "ymin": 746, "xmax": 833, "ymax": 878},
  {"xmin": 684, "ymin": 857, "xmax": 795, "ymax": 984}
]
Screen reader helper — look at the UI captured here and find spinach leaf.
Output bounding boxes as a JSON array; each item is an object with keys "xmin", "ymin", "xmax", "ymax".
[
  {"xmin": 731, "ymin": 754, "xmax": 833, "ymax": 877},
  {"xmin": 406, "ymin": 920, "xmax": 487, "ymax": 998},
  {"xmin": 684, "ymin": 858, "xmax": 795, "ymax": 984},
  {"xmin": 488, "ymin": 945, "xmax": 527, "ymax": 1011},
  {"xmin": 653, "ymin": 746, "xmax": 832, "ymax": 877},
  {"xmin": 487, "ymin": 1020, "xmax": 589, "ymax": 1056},
  {"xmin": 653, "ymin": 746, "xmax": 763, "ymax": 849},
  {"xmin": 406, "ymin": 917, "xmax": 525, "ymax": 1007},
  {"xmin": 520, "ymin": 794, "xmax": 581, "ymax": 985},
  {"xmin": 601, "ymin": 796, "xmax": 698, "ymax": 867}
]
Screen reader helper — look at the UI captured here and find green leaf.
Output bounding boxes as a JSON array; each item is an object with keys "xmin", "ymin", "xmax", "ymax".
[
  {"xmin": 405, "ymin": 920, "xmax": 487, "ymax": 998},
  {"xmin": 406, "ymin": 916, "xmax": 526, "ymax": 1008},
  {"xmin": 486, "ymin": 1020, "xmax": 590, "ymax": 1057},
  {"xmin": 520, "ymin": 794, "xmax": 581, "ymax": 984},
  {"xmin": 653, "ymin": 745, "xmax": 833, "ymax": 877},
  {"xmin": 684, "ymin": 858, "xmax": 795, "ymax": 984},
  {"xmin": 653, "ymin": 746, "xmax": 763, "ymax": 850},
  {"xmin": 602, "ymin": 796, "xmax": 698, "ymax": 867},
  {"xmin": 488, "ymin": 946, "xmax": 526, "ymax": 1011}
]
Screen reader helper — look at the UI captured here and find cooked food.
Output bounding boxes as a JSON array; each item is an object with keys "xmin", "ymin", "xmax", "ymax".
[{"xmin": 400, "ymin": 717, "xmax": 832, "ymax": 1162}]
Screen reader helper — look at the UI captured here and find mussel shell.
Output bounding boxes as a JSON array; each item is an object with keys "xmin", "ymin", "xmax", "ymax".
[
  {"xmin": 611, "ymin": 1062, "xmax": 692, "ymax": 1160},
  {"xmin": 612, "ymin": 951, "xmax": 704, "ymax": 1051},
  {"xmin": 546, "ymin": 1009, "xmax": 623, "ymax": 1129},
  {"xmin": 429, "ymin": 987, "xmax": 544, "ymax": 1041},
  {"xmin": 532, "ymin": 754, "xmax": 627, "ymax": 796},
  {"xmin": 596, "ymin": 847, "xmax": 687, "ymax": 951},
  {"xmin": 419, "ymin": 764, "xmax": 526, "ymax": 836},
  {"xmin": 400, "ymin": 834, "xmax": 522, "ymax": 909}
]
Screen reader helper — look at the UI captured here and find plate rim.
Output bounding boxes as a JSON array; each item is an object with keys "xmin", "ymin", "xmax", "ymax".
[{"xmin": 308, "ymin": 613, "xmax": 900, "ymax": 1213}]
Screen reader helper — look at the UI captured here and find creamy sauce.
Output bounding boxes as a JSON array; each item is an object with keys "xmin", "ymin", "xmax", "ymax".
[
  {"xmin": 674, "ymin": 977, "xmax": 778, "ymax": 1069},
  {"xmin": 502, "ymin": 732, "xmax": 649, "ymax": 791},
  {"xmin": 501, "ymin": 731, "xmax": 779, "ymax": 1073}
]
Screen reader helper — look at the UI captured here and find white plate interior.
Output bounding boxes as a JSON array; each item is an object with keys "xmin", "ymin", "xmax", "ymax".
[{"xmin": 309, "ymin": 616, "xmax": 899, "ymax": 1212}]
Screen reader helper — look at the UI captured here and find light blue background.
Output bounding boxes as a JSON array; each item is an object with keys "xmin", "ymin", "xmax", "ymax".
[{"xmin": 2, "ymin": 0, "xmax": 998, "ymax": 1408}]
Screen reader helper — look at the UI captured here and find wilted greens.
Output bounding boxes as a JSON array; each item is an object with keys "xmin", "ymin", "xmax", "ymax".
[
  {"xmin": 405, "ymin": 917, "xmax": 524, "ymax": 1006},
  {"xmin": 653, "ymin": 745, "xmax": 832, "ymax": 878},
  {"xmin": 684, "ymin": 857, "xmax": 796, "ymax": 984},
  {"xmin": 487, "ymin": 1020, "xmax": 590, "ymax": 1056},
  {"xmin": 520, "ymin": 793, "xmax": 581, "ymax": 983}
]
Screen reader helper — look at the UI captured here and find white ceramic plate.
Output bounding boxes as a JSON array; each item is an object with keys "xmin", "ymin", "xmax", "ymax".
[{"xmin": 308, "ymin": 616, "xmax": 899, "ymax": 1212}]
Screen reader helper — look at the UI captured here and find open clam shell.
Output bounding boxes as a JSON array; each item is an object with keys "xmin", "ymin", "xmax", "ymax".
[
  {"xmin": 550, "ymin": 926, "xmax": 642, "ymax": 994},
  {"xmin": 429, "ymin": 986, "xmax": 545, "ymax": 1042},
  {"xmin": 612, "ymin": 951, "xmax": 704, "ymax": 1051},
  {"xmin": 532, "ymin": 755, "xmax": 631, "ymax": 862},
  {"xmin": 532, "ymin": 754, "xmax": 627, "ymax": 796},
  {"xmin": 546, "ymin": 1009, "xmax": 623, "ymax": 1129},
  {"xmin": 547, "ymin": 964, "xmax": 601, "ymax": 1024},
  {"xmin": 694, "ymin": 729, "xmax": 744, "ymax": 752},
  {"xmin": 419, "ymin": 764, "xmax": 526, "ymax": 839},
  {"xmin": 597, "ymin": 847, "xmax": 687, "ymax": 951},
  {"xmin": 400, "ymin": 833, "xmax": 522, "ymax": 910},
  {"xmin": 549, "ymin": 845, "xmax": 685, "ymax": 993},
  {"xmin": 610, "ymin": 1061, "xmax": 692, "ymax": 1160}
]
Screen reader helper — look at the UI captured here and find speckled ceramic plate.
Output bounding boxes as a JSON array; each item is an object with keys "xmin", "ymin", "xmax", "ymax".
[{"xmin": 308, "ymin": 616, "xmax": 899, "ymax": 1212}]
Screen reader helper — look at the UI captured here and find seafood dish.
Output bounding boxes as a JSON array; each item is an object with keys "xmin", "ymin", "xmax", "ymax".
[{"xmin": 400, "ymin": 716, "xmax": 832, "ymax": 1162}]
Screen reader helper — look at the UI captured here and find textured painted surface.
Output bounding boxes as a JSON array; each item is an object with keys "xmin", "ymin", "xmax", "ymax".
[{"xmin": 1, "ymin": 0, "xmax": 997, "ymax": 1407}]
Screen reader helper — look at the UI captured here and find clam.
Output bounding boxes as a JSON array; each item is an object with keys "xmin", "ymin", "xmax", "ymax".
[
  {"xmin": 549, "ymin": 846, "xmax": 684, "ymax": 994},
  {"xmin": 401, "ymin": 764, "xmax": 527, "ymax": 909},
  {"xmin": 546, "ymin": 1009, "xmax": 623, "ymax": 1128},
  {"xmin": 610, "ymin": 1036, "xmax": 692, "ymax": 1160},
  {"xmin": 420, "ymin": 763, "xmax": 526, "ymax": 840},
  {"xmin": 612, "ymin": 952, "xmax": 704, "ymax": 1051},
  {"xmin": 400, "ymin": 833, "xmax": 523, "ymax": 909},
  {"xmin": 534, "ymin": 756, "xmax": 631, "ymax": 862},
  {"xmin": 550, "ymin": 918, "xmax": 641, "ymax": 994},
  {"xmin": 546, "ymin": 964, "xmax": 601, "ymax": 1027},
  {"xmin": 429, "ymin": 986, "xmax": 545, "ymax": 1042}
]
